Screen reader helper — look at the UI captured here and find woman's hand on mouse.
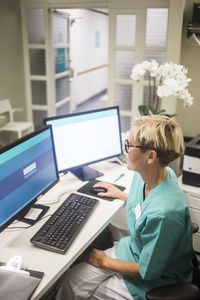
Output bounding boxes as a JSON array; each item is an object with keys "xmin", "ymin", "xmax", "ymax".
[{"xmin": 93, "ymin": 182, "xmax": 128, "ymax": 201}]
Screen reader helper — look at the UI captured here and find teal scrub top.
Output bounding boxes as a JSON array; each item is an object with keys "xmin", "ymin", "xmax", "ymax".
[{"xmin": 116, "ymin": 167, "xmax": 193, "ymax": 300}]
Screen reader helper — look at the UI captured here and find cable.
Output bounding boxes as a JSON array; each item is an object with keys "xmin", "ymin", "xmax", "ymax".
[
  {"xmin": 43, "ymin": 191, "xmax": 69, "ymax": 205},
  {"xmin": 5, "ymin": 214, "xmax": 52, "ymax": 232},
  {"xmin": 191, "ymin": 33, "xmax": 200, "ymax": 46},
  {"xmin": 5, "ymin": 191, "xmax": 71, "ymax": 231}
]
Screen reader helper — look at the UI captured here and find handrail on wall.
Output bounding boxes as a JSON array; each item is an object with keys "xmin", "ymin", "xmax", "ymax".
[{"xmin": 77, "ymin": 64, "xmax": 108, "ymax": 76}]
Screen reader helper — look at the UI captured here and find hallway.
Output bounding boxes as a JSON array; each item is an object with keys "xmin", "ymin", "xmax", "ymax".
[{"xmin": 73, "ymin": 90, "xmax": 107, "ymax": 113}]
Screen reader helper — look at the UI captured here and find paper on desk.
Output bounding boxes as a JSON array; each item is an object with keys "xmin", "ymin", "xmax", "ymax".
[
  {"xmin": 0, "ymin": 268, "xmax": 41, "ymax": 300},
  {"xmin": 24, "ymin": 207, "xmax": 43, "ymax": 220}
]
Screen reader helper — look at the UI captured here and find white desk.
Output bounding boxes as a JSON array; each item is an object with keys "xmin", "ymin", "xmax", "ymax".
[
  {"xmin": 178, "ymin": 176, "xmax": 200, "ymax": 252},
  {"xmin": 0, "ymin": 161, "xmax": 132, "ymax": 299}
]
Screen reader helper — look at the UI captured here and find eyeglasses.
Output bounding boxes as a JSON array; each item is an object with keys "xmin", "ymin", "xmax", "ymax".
[
  {"xmin": 124, "ymin": 139, "xmax": 143, "ymax": 153},
  {"xmin": 124, "ymin": 139, "xmax": 159, "ymax": 155}
]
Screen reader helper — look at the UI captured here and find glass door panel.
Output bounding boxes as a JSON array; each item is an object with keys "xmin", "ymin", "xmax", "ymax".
[
  {"xmin": 145, "ymin": 8, "xmax": 168, "ymax": 47},
  {"xmin": 144, "ymin": 51, "xmax": 165, "ymax": 64},
  {"xmin": 116, "ymin": 15, "xmax": 136, "ymax": 46},
  {"xmin": 115, "ymin": 84, "xmax": 132, "ymax": 111},
  {"xmin": 56, "ymin": 103, "xmax": 70, "ymax": 115},
  {"xmin": 120, "ymin": 116, "xmax": 131, "ymax": 133},
  {"xmin": 52, "ymin": 13, "xmax": 69, "ymax": 44},
  {"xmin": 29, "ymin": 49, "xmax": 46, "ymax": 75},
  {"xmin": 26, "ymin": 9, "xmax": 45, "ymax": 44},
  {"xmin": 32, "ymin": 110, "xmax": 47, "ymax": 130},
  {"xmin": 31, "ymin": 81, "xmax": 47, "ymax": 105},
  {"xmin": 55, "ymin": 77, "xmax": 69, "ymax": 102},
  {"xmin": 115, "ymin": 50, "xmax": 134, "ymax": 79}
]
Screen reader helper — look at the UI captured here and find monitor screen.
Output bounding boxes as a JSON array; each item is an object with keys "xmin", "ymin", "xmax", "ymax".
[
  {"xmin": 44, "ymin": 106, "xmax": 123, "ymax": 181},
  {"xmin": 0, "ymin": 126, "xmax": 59, "ymax": 232}
]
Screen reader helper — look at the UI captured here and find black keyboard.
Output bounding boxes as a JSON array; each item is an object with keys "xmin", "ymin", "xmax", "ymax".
[{"xmin": 30, "ymin": 193, "xmax": 98, "ymax": 254}]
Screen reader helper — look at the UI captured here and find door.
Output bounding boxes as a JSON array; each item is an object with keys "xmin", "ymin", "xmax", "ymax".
[
  {"xmin": 108, "ymin": 8, "xmax": 169, "ymax": 132},
  {"xmin": 108, "ymin": 9, "xmax": 144, "ymax": 132},
  {"xmin": 21, "ymin": 7, "xmax": 72, "ymax": 129},
  {"xmin": 21, "ymin": 0, "xmax": 184, "ymax": 131}
]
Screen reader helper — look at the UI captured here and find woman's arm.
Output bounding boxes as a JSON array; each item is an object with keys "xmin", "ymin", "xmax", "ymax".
[{"xmin": 85, "ymin": 248, "xmax": 141, "ymax": 278}]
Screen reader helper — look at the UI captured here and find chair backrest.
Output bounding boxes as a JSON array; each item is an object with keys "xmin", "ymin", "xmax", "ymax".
[
  {"xmin": 191, "ymin": 223, "xmax": 200, "ymax": 288},
  {"xmin": 192, "ymin": 254, "xmax": 200, "ymax": 287},
  {"xmin": 192, "ymin": 223, "xmax": 199, "ymax": 234},
  {"xmin": 0, "ymin": 99, "xmax": 12, "ymax": 115}
]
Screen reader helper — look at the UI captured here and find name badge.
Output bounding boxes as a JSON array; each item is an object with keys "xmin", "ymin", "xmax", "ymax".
[{"xmin": 134, "ymin": 203, "xmax": 142, "ymax": 220}]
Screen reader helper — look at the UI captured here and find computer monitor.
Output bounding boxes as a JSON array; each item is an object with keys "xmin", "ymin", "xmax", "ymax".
[
  {"xmin": 0, "ymin": 125, "xmax": 59, "ymax": 233},
  {"xmin": 44, "ymin": 106, "xmax": 123, "ymax": 181}
]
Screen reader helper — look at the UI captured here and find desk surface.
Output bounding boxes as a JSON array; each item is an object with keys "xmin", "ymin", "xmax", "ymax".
[{"xmin": 0, "ymin": 160, "xmax": 132, "ymax": 300}]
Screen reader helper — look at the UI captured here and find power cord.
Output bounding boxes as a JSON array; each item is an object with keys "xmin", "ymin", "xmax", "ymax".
[
  {"xmin": 191, "ymin": 33, "xmax": 200, "ymax": 46},
  {"xmin": 43, "ymin": 191, "xmax": 69, "ymax": 205}
]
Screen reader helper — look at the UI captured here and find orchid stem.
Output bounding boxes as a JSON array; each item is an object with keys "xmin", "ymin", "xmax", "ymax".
[
  {"xmin": 148, "ymin": 74, "xmax": 151, "ymax": 108},
  {"xmin": 153, "ymin": 77, "xmax": 156, "ymax": 112},
  {"xmin": 155, "ymin": 95, "xmax": 160, "ymax": 113}
]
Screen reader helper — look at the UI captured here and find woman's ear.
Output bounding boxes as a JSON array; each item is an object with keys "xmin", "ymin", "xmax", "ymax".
[{"xmin": 147, "ymin": 150, "xmax": 157, "ymax": 165}]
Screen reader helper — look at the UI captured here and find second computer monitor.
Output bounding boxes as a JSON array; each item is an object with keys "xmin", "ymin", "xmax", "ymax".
[
  {"xmin": 0, "ymin": 125, "xmax": 59, "ymax": 232},
  {"xmin": 44, "ymin": 106, "xmax": 123, "ymax": 181}
]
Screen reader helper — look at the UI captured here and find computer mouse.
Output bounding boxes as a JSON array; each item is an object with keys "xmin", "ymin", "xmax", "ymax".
[{"xmin": 90, "ymin": 187, "xmax": 108, "ymax": 195}]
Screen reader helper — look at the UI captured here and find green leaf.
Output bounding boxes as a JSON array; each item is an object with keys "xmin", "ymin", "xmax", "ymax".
[
  {"xmin": 163, "ymin": 113, "xmax": 176, "ymax": 118},
  {"xmin": 149, "ymin": 106, "xmax": 157, "ymax": 114},
  {"xmin": 138, "ymin": 105, "xmax": 176, "ymax": 117},
  {"xmin": 157, "ymin": 109, "xmax": 166, "ymax": 114},
  {"xmin": 138, "ymin": 105, "xmax": 151, "ymax": 115}
]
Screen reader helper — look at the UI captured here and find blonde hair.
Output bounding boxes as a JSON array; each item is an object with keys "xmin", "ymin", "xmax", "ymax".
[{"xmin": 133, "ymin": 115, "xmax": 184, "ymax": 166}]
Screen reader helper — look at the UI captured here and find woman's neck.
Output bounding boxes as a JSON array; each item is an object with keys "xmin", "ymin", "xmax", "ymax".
[{"xmin": 140, "ymin": 166, "xmax": 167, "ymax": 192}]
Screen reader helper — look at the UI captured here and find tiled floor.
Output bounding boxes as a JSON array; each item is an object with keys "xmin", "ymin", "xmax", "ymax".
[{"xmin": 73, "ymin": 90, "xmax": 107, "ymax": 113}]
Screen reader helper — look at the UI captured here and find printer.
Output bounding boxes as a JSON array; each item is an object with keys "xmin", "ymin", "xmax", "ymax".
[{"xmin": 182, "ymin": 134, "xmax": 200, "ymax": 187}]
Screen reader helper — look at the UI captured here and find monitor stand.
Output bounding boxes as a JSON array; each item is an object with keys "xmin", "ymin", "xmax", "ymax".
[
  {"xmin": 71, "ymin": 166, "xmax": 103, "ymax": 181},
  {"xmin": 17, "ymin": 204, "xmax": 49, "ymax": 226}
]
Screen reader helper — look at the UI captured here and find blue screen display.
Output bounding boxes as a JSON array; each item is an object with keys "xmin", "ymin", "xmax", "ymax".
[{"xmin": 0, "ymin": 127, "xmax": 58, "ymax": 228}]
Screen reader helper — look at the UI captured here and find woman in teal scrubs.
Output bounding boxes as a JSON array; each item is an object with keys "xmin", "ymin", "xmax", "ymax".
[{"xmin": 56, "ymin": 115, "xmax": 193, "ymax": 300}]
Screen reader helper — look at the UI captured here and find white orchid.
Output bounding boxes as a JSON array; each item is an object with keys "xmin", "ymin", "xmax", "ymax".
[
  {"xmin": 157, "ymin": 78, "xmax": 182, "ymax": 97},
  {"xmin": 178, "ymin": 88, "xmax": 194, "ymax": 107},
  {"xmin": 141, "ymin": 60, "xmax": 158, "ymax": 77},
  {"xmin": 130, "ymin": 64, "xmax": 145, "ymax": 81},
  {"xmin": 130, "ymin": 60, "xmax": 193, "ymax": 115}
]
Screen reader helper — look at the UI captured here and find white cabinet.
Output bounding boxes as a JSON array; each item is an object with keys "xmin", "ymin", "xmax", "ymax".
[{"xmin": 178, "ymin": 176, "xmax": 200, "ymax": 253}]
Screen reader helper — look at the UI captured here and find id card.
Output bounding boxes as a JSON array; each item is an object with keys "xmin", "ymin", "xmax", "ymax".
[{"xmin": 134, "ymin": 203, "xmax": 142, "ymax": 220}]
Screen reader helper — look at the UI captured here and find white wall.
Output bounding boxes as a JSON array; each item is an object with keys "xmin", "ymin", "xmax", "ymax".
[
  {"xmin": 176, "ymin": 0, "xmax": 200, "ymax": 138},
  {"xmin": 0, "ymin": 0, "xmax": 26, "ymax": 121},
  {"xmin": 64, "ymin": 9, "xmax": 109, "ymax": 109}
]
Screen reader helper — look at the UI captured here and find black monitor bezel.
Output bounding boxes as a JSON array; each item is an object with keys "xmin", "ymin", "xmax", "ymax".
[
  {"xmin": 44, "ymin": 106, "xmax": 123, "ymax": 174},
  {"xmin": 0, "ymin": 125, "xmax": 59, "ymax": 233}
]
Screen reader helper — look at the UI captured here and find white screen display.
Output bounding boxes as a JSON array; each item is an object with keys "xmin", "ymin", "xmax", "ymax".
[{"xmin": 45, "ymin": 107, "xmax": 122, "ymax": 172}]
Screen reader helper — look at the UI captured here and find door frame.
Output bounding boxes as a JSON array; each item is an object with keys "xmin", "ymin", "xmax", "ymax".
[{"xmin": 20, "ymin": 0, "xmax": 185, "ymax": 123}]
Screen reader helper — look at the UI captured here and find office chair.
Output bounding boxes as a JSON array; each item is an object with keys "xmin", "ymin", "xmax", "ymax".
[
  {"xmin": 146, "ymin": 223, "xmax": 200, "ymax": 300},
  {"xmin": 0, "ymin": 99, "xmax": 34, "ymax": 139}
]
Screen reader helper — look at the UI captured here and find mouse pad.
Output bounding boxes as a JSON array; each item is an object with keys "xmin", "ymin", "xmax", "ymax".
[{"xmin": 77, "ymin": 179, "xmax": 125, "ymax": 201}]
